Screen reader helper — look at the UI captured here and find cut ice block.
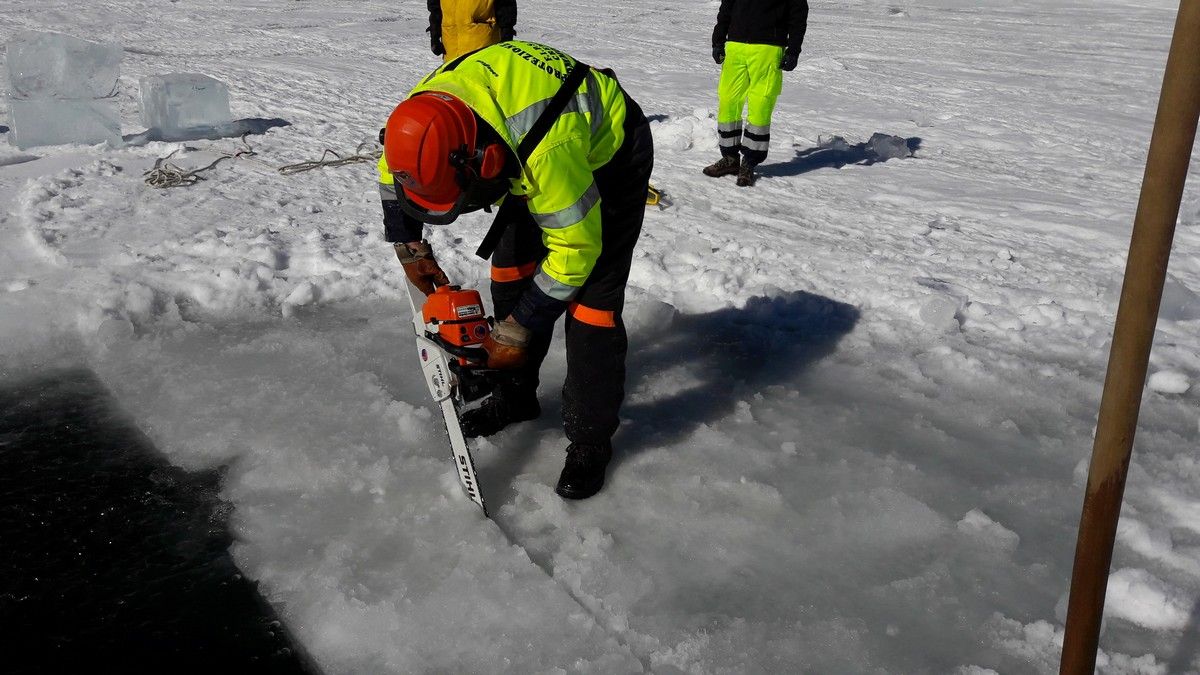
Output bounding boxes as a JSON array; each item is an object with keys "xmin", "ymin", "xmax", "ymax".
[
  {"xmin": 139, "ymin": 73, "xmax": 232, "ymax": 134},
  {"xmin": 6, "ymin": 31, "xmax": 122, "ymax": 100},
  {"xmin": 7, "ymin": 98, "xmax": 121, "ymax": 149}
]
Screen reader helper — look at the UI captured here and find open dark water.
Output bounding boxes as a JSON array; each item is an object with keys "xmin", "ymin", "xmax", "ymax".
[{"xmin": 0, "ymin": 369, "xmax": 318, "ymax": 674}]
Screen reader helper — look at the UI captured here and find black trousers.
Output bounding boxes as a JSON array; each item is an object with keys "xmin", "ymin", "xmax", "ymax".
[{"xmin": 489, "ymin": 96, "xmax": 653, "ymax": 445}]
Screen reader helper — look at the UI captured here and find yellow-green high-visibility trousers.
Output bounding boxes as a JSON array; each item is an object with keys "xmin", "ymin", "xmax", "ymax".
[{"xmin": 716, "ymin": 41, "xmax": 784, "ymax": 164}]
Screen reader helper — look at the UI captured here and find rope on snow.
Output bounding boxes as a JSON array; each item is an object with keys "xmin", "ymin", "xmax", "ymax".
[
  {"xmin": 143, "ymin": 133, "xmax": 259, "ymax": 188},
  {"xmin": 144, "ymin": 135, "xmax": 382, "ymax": 188},
  {"xmin": 276, "ymin": 141, "xmax": 381, "ymax": 175}
]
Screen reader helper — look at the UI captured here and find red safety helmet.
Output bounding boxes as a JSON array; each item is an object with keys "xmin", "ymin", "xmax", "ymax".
[{"xmin": 384, "ymin": 91, "xmax": 510, "ymax": 225}]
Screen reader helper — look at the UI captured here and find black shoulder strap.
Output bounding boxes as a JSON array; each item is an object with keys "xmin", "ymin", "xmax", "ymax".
[
  {"xmin": 442, "ymin": 50, "xmax": 475, "ymax": 73},
  {"xmin": 418, "ymin": 49, "xmax": 476, "ymax": 87},
  {"xmin": 475, "ymin": 60, "xmax": 592, "ymax": 260},
  {"xmin": 516, "ymin": 61, "xmax": 590, "ymax": 161}
]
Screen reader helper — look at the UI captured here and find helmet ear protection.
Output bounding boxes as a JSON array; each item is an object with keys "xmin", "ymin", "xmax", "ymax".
[
  {"xmin": 449, "ymin": 141, "xmax": 507, "ymax": 182},
  {"xmin": 479, "ymin": 143, "xmax": 506, "ymax": 180}
]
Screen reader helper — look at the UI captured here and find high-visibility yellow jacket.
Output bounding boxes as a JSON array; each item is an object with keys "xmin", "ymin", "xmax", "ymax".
[
  {"xmin": 430, "ymin": 0, "xmax": 517, "ymax": 62},
  {"xmin": 380, "ymin": 41, "xmax": 629, "ymax": 301}
]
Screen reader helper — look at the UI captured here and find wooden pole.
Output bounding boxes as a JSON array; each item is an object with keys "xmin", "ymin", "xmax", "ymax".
[{"xmin": 1060, "ymin": 0, "xmax": 1200, "ymax": 672}]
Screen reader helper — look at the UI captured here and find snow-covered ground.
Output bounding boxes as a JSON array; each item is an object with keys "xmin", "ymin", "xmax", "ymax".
[{"xmin": 2, "ymin": 0, "xmax": 1199, "ymax": 672}]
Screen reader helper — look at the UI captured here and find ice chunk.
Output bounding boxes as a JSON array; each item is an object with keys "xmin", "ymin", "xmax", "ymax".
[
  {"xmin": 868, "ymin": 132, "xmax": 912, "ymax": 160},
  {"xmin": 1161, "ymin": 275, "xmax": 1200, "ymax": 321},
  {"xmin": 1105, "ymin": 568, "xmax": 1190, "ymax": 631},
  {"xmin": 1148, "ymin": 370, "xmax": 1190, "ymax": 395},
  {"xmin": 818, "ymin": 134, "xmax": 851, "ymax": 152},
  {"xmin": 139, "ymin": 73, "xmax": 233, "ymax": 134},
  {"xmin": 957, "ymin": 509, "xmax": 1019, "ymax": 554},
  {"xmin": 919, "ymin": 294, "xmax": 961, "ymax": 331},
  {"xmin": 7, "ymin": 98, "xmax": 120, "ymax": 149},
  {"xmin": 6, "ymin": 31, "xmax": 122, "ymax": 100}
]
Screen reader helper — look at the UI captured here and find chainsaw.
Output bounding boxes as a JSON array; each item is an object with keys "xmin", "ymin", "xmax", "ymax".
[{"xmin": 404, "ymin": 282, "xmax": 501, "ymax": 515}]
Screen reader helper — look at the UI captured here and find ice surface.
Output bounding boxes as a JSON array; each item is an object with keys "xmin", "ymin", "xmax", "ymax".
[
  {"xmin": 3, "ymin": 0, "xmax": 1200, "ymax": 672},
  {"xmin": 139, "ymin": 73, "xmax": 233, "ymax": 134},
  {"xmin": 5, "ymin": 31, "xmax": 121, "ymax": 100},
  {"xmin": 7, "ymin": 98, "xmax": 120, "ymax": 149}
]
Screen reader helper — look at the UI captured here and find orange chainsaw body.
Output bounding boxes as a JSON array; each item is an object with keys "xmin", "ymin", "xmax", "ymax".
[{"xmin": 422, "ymin": 286, "xmax": 491, "ymax": 356}]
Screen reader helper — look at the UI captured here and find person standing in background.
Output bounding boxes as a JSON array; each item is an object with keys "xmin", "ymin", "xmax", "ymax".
[
  {"xmin": 428, "ymin": 0, "xmax": 517, "ymax": 61},
  {"xmin": 704, "ymin": 0, "xmax": 808, "ymax": 186}
]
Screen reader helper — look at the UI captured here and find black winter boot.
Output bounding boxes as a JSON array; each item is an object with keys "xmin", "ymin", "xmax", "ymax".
[
  {"xmin": 555, "ymin": 442, "xmax": 613, "ymax": 500},
  {"xmin": 736, "ymin": 161, "xmax": 757, "ymax": 187},
  {"xmin": 460, "ymin": 383, "xmax": 540, "ymax": 438},
  {"xmin": 702, "ymin": 155, "xmax": 740, "ymax": 178}
]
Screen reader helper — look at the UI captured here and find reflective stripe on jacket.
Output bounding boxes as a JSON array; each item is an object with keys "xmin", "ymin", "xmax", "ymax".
[{"xmin": 380, "ymin": 41, "xmax": 628, "ymax": 296}]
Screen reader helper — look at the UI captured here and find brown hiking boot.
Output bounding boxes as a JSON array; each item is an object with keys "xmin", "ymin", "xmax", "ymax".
[
  {"xmin": 736, "ymin": 162, "xmax": 757, "ymax": 187},
  {"xmin": 702, "ymin": 155, "xmax": 740, "ymax": 178}
]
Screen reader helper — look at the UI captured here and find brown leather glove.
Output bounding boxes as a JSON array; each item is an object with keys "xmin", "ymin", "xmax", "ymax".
[
  {"xmin": 483, "ymin": 318, "xmax": 531, "ymax": 369},
  {"xmin": 394, "ymin": 241, "xmax": 450, "ymax": 296}
]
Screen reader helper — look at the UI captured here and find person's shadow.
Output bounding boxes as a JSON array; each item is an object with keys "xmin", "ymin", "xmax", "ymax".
[
  {"xmin": 614, "ymin": 291, "xmax": 860, "ymax": 461},
  {"xmin": 475, "ymin": 291, "xmax": 860, "ymax": 511},
  {"xmin": 759, "ymin": 134, "xmax": 922, "ymax": 178},
  {"xmin": 478, "ymin": 290, "xmax": 859, "ymax": 505}
]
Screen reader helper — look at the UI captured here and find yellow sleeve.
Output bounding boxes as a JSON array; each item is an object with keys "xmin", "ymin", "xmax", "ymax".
[{"xmin": 522, "ymin": 137, "xmax": 602, "ymax": 300}]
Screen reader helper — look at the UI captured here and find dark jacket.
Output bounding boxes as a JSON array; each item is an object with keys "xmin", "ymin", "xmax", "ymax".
[
  {"xmin": 712, "ymin": 0, "xmax": 808, "ymax": 55},
  {"xmin": 493, "ymin": 0, "xmax": 517, "ymax": 37}
]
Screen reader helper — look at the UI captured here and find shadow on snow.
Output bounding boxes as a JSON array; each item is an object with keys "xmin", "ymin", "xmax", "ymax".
[
  {"xmin": 758, "ymin": 134, "xmax": 922, "ymax": 178},
  {"xmin": 614, "ymin": 291, "xmax": 860, "ymax": 462},
  {"xmin": 123, "ymin": 117, "xmax": 291, "ymax": 146},
  {"xmin": 478, "ymin": 291, "xmax": 858, "ymax": 505}
]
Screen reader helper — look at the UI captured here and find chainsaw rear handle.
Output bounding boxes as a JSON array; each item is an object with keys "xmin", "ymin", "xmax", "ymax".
[{"xmin": 426, "ymin": 331, "xmax": 489, "ymax": 365}]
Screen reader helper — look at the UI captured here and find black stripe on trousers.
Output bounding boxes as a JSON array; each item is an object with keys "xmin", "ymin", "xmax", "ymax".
[
  {"xmin": 719, "ymin": 128, "xmax": 743, "ymax": 159},
  {"xmin": 741, "ymin": 128, "xmax": 770, "ymax": 165}
]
